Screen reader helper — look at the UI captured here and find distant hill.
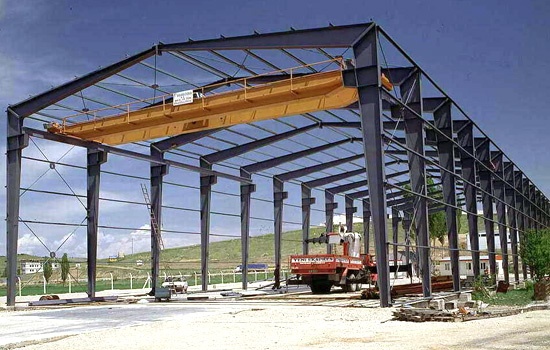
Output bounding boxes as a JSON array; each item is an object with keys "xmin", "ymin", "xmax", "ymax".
[{"xmin": 2, "ymin": 212, "xmax": 487, "ymax": 279}]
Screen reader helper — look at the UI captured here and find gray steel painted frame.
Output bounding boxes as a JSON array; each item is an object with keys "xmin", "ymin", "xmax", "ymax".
[
  {"xmin": 401, "ymin": 71, "xmax": 431, "ymax": 297},
  {"xmin": 433, "ymin": 101, "xmax": 460, "ymax": 291},
  {"xmin": 301, "ymin": 184, "xmax": 315, "ymax": 254},
  {"xmin": 457, "ymin": 123, "xmax": 481, "ymax": 278},
  {"xmin": 325, "ymin": 190, "xmax": 337, "ymax": 254},
  {"xmin": 150, "ymin": 148, "xmax": 166, "ymax": 293},
  {"xmin": 6, "ymin": 22, "xmax": 550, "ymax": 309},
  {"xmin": 362, "ymin": 201, "xmax": 371, "ymax": 254},
  {"xmin": 504, "ymin": 163, "xmax": 519, "ymax": 282},
  {"xmin": 87, "ymin": 149, "xmax": 107, "ymax": 297},
  {"xmin": 515, "ymin": 171, "xmax": 528, "ymax": 279},
  {"xmin": 6, "ymin": 109, "xmax": 27, "ymax": 307},
  {"xmin": 200, "ymin": 160, "xmax": 217, "ymax": 291},
  {"xmin": 351, "ymin": 26, "xmax": 392, "ymax": 306},
  {"xmin": 240, "ymin": 171, "xmax": 255, "ymax": 289},
  {"xmin": 476, "ymin": 138, "xmax": 497, "ymax": 275},
  {"xmin": 492, "ymin": 153, "xmax": 509, "ymax": 283}
]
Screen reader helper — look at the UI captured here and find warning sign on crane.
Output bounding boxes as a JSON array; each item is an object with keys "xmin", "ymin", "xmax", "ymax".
[{"xmin": 173, "ymin": 90, "xmax": 194, "ymax": 106}]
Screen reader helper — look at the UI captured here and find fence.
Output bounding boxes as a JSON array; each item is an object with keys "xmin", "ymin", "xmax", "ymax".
[{"xmin": 1, "ymin": 268, "xmax": 289, "ymax": 297}]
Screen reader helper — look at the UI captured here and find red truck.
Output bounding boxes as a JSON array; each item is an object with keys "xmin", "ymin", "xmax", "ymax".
[{"xmin": 289, "ymin": 232, "xmax": 378, "ymax": 293}]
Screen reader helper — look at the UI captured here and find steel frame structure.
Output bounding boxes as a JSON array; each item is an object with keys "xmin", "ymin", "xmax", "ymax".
[{"xmin": 6, "ymin": 23, "xmax": 550, "ymax": 307}]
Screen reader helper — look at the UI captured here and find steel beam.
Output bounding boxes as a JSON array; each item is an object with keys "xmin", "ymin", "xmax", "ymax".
[
  {"xmin": 153, "ymin": 129, "xmax": 220, "ymax": 152},
  {"xmin": 457, "ymin": 122, "xmax": 481, "ymax": 278},
  {"xmin": 433, "ymin": 101, "xmax": 460, "ymax": 291},
  {"xmin": 304, "ymin": 168, "xmax": 366, "ymax": 189},
  {"xmin": 87, "ymin": 149, "xmax": 107, "ymax": 297},
  {"xmin": 200, "ymin": 160, "xmax": 217, "ymax": 291},
  {"xmin": 160, "ymin": 23, "xmax": 374, "ymax": 51},
  {"xmin": 23, "ymin": 127, "xmax": 251, "ymax": 183},
  {"xmin": 150, "ymin": 148, "xmax": 167, "ymax": 293},
  {"xmin": 400, "ymin": 70, "xmax": 431, "ymax": 297},
  {"xmin": 492, "ymin": 153, "xmax": 509, "ymax": 282},
  {"xmin": 301, "ymin": 184, "xmax": 315, "ymax": 254},
  {"xmin": 504, "ymin": 163, "xmax": 519, "ymax": 282},
  {"xmin": 203, "ymin": 124, "xmax": 317, "ymax": 164},
  {"xmin": 303, "ymin": 161, "xmax": 401, "ymax": 190},
  {"xmin": 242, "ymin": 138, "xmax": 360, "ymax": 174},
  {"xmin": 327, "ymin": 179, "xmax": 368, "ymax": 195},
  {"xmin": 10, "ymin": 48, "xmax": 156, "ymax": 118},
  {"xmin": 277, "ymin": 154, "xmax": 363, "ymax": 182},
  {"xmin": 6, "ymin": 108, "xmax": 28, "ymax": 307},
  {"xmin": 240, "ymin": 171, "xmax": 255, "ymax": 289}
]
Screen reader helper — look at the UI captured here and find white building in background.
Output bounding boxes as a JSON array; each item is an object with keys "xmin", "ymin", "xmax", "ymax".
[
  {"xmin": 466, "ymin": 231, "xmax": 514, "ymax": 252},
  {"xmin": 20, "ymin": 260, "xmax": 60, "ymax": 275},
  {"xmin": 434, "ymin": 255, "xmax": 504, "ymax": 280},
  {"xmin": 319, "ymin": 214, "xmax": 364, "ymax": 227}
]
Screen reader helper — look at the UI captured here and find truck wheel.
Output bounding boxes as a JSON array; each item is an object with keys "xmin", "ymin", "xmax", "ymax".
[
  {"xmin": 310, "ymin": 276, "xmax": 332, "ymax": 294},
  {"xmin": 343, "ymin": 283, "xmax": 357, "ymax": 292},
  {"xmin": 343, "ymin": 274, "xmax": 359, "ymax": 292}
]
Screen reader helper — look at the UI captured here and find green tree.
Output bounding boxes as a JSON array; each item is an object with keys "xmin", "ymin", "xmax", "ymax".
[
  {"xmin": 61, "ymin": 253, "xmax": 70, "ymax": 285},
  {"xmin": 426, "ymin": 177, "xmax": 447, "ymax": 246},
  {"xmin": 520, "ymin": 229, "xmax": 550, "ymax": 282},
  {"xmin": 43, "ymin": 260, "xmax": 53, "ymax": 283}
]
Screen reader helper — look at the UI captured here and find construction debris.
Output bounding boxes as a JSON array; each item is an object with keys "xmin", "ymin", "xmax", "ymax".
[
  {"xmin": 391, "ymin": 276, "xmax": 454, "ymax": 297},
  {"xmin": 360, "ymin": 288, "xmax": 380, "ymax": 299},
  {"xmin": 393, "ymin": 303, "xmax": 550, "ymax": 322}
]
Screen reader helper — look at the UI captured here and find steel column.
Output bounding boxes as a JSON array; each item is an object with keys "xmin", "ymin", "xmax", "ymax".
[
  {"xmin": 523, "ymin": 179, "xmax": 534, "ymax": 230},
  {"xmin": 515, "ymin": 172, "xmax": 527, "ymax": 279},
  {"xmin": 504, "ymin": 163, "xmax": 519, "ymax": 282},
  {"xmin": 325, "ymin": 190, "xmax": 337, "ymax": 254},
  {"xmin": 87, "ymin": 149, "xmax": 107, "ymax": 297},
  {"xmin": 200, "ymin": 160, "xmax": 217, "ymax": 291},
  {"xmin": 301, "ymin": 184, "xmax": 315, "ymax": 254},
  {"xmin": 530, "ymin": 185, "xmax": 537, "ymax": 229},
  {"xmin": 401, "ymin": 71, "xmax": 431, "ymax": 297},
  {"xmin": 476, "ymin": 139, "xmax": 496, "ymax": 275},
  {"xmin": 433, "ymin": 101, "xmax": 460, "ymax": 291},
  {"xmin": 273, "ymin": 178, "xmax": 288, "ymax": 279},
  {"xmin": 240, "ymin": 170, "xmax": 255, "ymax": 289},
  {"xmin": 351, "ymin": 26, "xmax": 391, "ymax": 306},
  {"xmin": 391, "ymin": 207, "xmax": 399, "ymax": 277},
  {"xmin": 492, "ymin": 153, "xmax": 508, "ymax": 282},
  {"xmin": 457, "ymin": 123, "xmax": 481, "ymax": 278},
  {"xmin": 362, "ymin": 200, "xmax": 371, "ymax": 254},
  {"xmin": 403, "ymin": 213, "xmax": 412, "ymax": 277},
  {"xmin": 345, "ymin": 196, "xmax": 356, "ymax": 232},
  {"xmin": 6, "ymin": 109, "xmax": 28, "ymax": 307},
  {"xmin": 150, "ymin": 148, "xmax": 167, "ymax": 293}
]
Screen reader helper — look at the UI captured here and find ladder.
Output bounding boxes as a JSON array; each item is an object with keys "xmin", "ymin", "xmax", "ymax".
[{"xmin": 141, "ymin": 184, "xmax": 164, "ymax": 250}]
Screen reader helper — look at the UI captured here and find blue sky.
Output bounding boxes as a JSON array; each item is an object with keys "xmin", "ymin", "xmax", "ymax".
[{"xmin": 1, "ymin": 0, "xmax": 550, "ymax": 258}]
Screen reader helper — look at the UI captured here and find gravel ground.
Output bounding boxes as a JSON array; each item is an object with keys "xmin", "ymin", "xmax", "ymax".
[{"xmin": 6, "ymin": 304, "xmax": 550, "ymax": 350}]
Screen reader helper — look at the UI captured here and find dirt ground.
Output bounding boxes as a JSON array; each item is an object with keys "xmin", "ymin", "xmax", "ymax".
[{"xmin": 6, "ymin": 304, "xmax": 550, "ymax": 350}]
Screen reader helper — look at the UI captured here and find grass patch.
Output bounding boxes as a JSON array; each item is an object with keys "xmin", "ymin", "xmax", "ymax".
[{"xmin": 472, "ymin": 288, "xmax": 534, "ymax": 307}]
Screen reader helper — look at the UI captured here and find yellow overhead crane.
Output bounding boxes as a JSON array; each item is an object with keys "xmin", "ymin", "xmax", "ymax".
[{"xmin": 47, "ymin": 61, "xmax": 393, "ymax": 145}]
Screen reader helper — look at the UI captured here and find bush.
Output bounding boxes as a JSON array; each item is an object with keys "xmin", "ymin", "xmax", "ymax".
[{"xmin": 520, "ymin": 229, "xmax": 550, "ymax": 282}]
